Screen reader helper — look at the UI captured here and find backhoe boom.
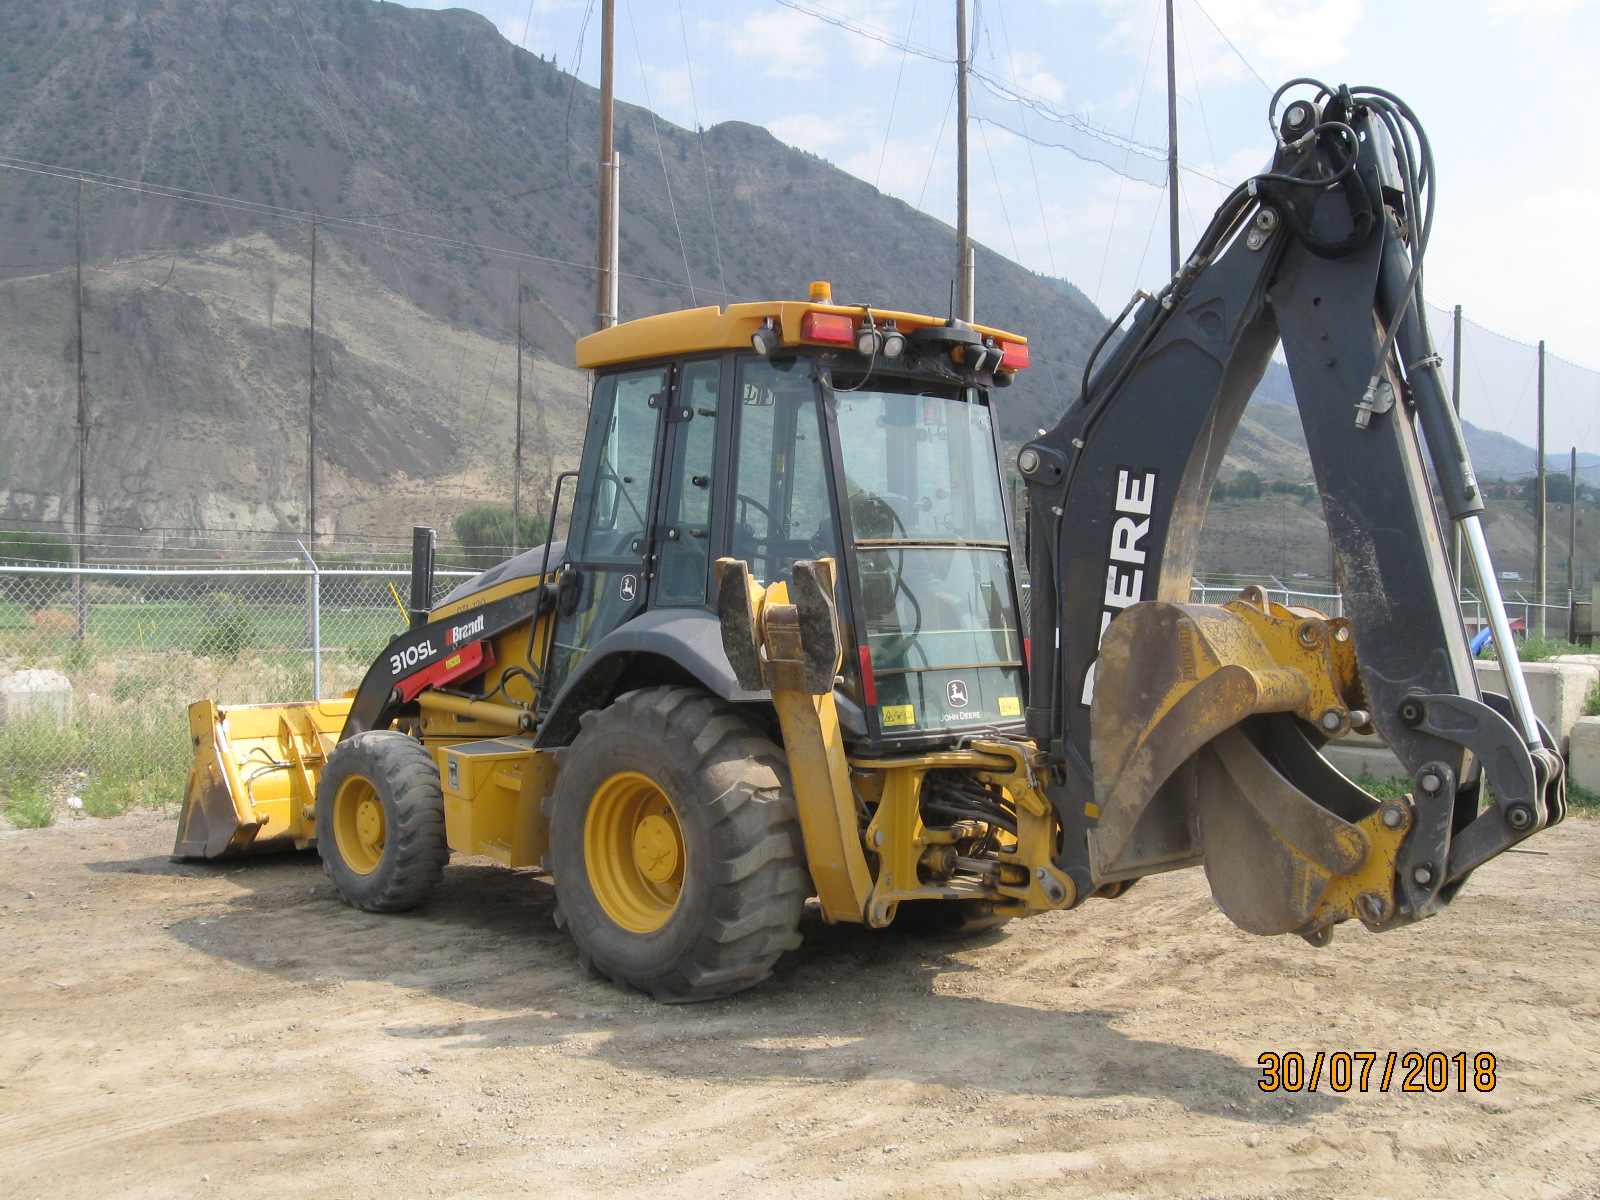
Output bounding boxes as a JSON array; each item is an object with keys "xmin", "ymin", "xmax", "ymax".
[{"xmin": 1019, "ymin": 83, "xmax": 1563, "ymax": 933}]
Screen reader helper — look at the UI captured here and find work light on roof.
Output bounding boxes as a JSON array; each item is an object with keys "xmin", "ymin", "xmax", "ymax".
[{"xmin": 750, "ymin": 317, "xmax": 780, "ymax": 356}]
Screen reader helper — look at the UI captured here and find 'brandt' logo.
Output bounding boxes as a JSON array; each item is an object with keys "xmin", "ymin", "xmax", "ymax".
[
  {"xmin": 444, "ymin": 613, "xmax": 486, "ymax": 647},
  {"xmin": 1079, "ymin": 467, "xmax": 1157, "ymax": 706},
  {"xmin": 947, "ymin": 679, "xmax": 970, "ymax": 709}
]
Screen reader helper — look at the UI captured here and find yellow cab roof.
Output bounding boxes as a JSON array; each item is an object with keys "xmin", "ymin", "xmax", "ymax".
[{"xmin": 575, "ymin": 295, "xmax": 1027, "ymax": 371}]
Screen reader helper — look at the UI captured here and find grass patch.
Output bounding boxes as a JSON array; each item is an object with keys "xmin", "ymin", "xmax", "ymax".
[
  {"xmin": 1567, "ymin": 782, "xmax": 1600, "ymax": 817},
  {"xmin": 1355, "ymin": 769, "xmax": 1412, "ymax": 799},
  {"xmin": 80, "ymin": 769, "xmax": 149, "ymax": 818},
  {"xmin": 1478, "ymin": 636, "xmax": 1594, "ymax": 663},
  {"xmin": 1, "ymin": 772, "xmax": 54, "ymax": 828}
]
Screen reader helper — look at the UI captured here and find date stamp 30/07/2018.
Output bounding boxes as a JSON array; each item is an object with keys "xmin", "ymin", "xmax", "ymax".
[{"xmin": 1257, "ymin": 1051, "xmax": 1498, "ymax": 1093}]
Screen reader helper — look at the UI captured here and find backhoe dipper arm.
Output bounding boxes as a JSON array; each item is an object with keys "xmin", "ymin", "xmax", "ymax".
[{"xmin": 1018, "ymin": 83, "xmax": 1564, "ymax": 932}]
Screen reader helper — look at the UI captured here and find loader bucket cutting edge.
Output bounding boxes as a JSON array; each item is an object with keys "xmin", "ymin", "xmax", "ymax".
[{"xmin": 173, "ymin": 697, "xmax": 352, "ymax": 861}]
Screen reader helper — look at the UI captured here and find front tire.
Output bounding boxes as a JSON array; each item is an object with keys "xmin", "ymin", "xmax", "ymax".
[
  {"xmin": 548, "ymin": 687, "xmax": 810, "ymax": 1002},
  {"xmin": 316, "ymin": 730, "xmax": 449, "ymax": 912}
]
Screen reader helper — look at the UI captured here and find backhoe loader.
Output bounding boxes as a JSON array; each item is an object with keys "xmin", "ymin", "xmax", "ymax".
[{"xmin": 176, "ymin": 81, "xmax": 1564, "ymax": 1001}]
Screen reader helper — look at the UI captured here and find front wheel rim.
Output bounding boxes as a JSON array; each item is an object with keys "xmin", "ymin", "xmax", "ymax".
[
  {"xmin": 332, "ymin": 776, "xmax": 386, "ymax": 875},
  {"xmin": 584, "ymin": 771, "xmax": 685, "ymax": 933}
]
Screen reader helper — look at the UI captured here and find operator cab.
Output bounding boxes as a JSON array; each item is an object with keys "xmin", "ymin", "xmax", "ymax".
[{"xmin": 544, "ymin": 284, "xmax": 1031, "ymax": 751}]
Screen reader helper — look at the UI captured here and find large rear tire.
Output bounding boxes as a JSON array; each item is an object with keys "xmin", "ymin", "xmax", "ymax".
[
  {"xmin": 547, "ymin": 686, "xmax": 809, "ymax": 1002},
  {"xmin": 316, "ymin": 730, "xmax": 449, "ymax": 912}
]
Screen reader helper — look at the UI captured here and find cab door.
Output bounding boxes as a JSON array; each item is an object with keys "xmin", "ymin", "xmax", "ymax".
[
  {"xmin": 541, "ymin": 358, "xmax": 725, "ymax": 704},
  {"xmin": 542, "ymin": 364, "xmax": 672, "ymax": 702}
]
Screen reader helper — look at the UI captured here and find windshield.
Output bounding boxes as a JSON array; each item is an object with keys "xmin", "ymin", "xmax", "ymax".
[
  {"xmin": 832, "ymin": 376, "xmax": 1024, "ymax": 734},
  {"xmin": 832, "ymin": 379, "xmax": 1009, "ymax": 544}
]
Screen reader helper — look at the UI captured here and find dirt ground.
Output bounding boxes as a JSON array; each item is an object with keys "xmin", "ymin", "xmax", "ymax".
[{"xmin": 2, "ymin": 809, "xmax": 1598, "ymax": 1200}]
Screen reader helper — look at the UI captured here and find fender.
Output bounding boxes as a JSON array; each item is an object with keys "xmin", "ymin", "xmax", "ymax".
[{"xmin": 533, "ymin": 607, "xmax": 770, "ymax": 748}]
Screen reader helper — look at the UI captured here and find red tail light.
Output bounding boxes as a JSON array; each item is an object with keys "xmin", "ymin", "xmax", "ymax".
[
  {"xmin": 1023, "ymin": 637, "xmax": 1031, "ymax": 669},
  {"xmin": 800, "ymin": 311, "xmax": 854, "ymax": 344},
  {"xmin": 858, "ymin": 645, "xmax": 878, "ymax": 707},
  {"xmin": 1000, "ymin": 341, "xmax": 1030, "ymax": 371}
]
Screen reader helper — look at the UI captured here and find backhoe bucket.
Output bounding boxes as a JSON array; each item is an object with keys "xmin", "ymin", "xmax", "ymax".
[
  {"xmin": 173, "ymin": 697, "xmax": 352, "ymax": 861},
  {"xmin": 1089, "ymin": 589, "xmax": 1403, "ymax": 939}
]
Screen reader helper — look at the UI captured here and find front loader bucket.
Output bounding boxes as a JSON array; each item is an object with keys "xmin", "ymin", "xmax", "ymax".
[{"xmin": 173, "ymin": 697, "xmax": 352, "ymax": 861}]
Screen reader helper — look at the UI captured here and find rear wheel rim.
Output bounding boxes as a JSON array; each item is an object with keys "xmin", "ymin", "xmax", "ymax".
[
  {"xmin": 333, "ymin": 777, "xmax": 386, "ymax": 875},
  {"xmin": 585, "ymin": 771, "xmax": 685, "ymax": 933}
]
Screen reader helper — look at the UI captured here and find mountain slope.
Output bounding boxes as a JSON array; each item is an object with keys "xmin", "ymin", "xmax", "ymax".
[{"xmin": 0, "ymin": 0, "xmax": 1425, "ymax": 545}]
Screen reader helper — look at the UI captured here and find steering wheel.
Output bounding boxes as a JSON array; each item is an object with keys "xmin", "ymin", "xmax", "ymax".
[
  {"xmin": 849, "ymin": 493, "xmax": 923, "ymax": 663},
  {"xmin": 733, "ymin": 492, "xmax": 777, "ymax": 554}
]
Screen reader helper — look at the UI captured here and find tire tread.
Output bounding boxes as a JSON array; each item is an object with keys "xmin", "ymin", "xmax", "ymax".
[{"xmin": 550, "ymin": 686, "xmax": 811, "ymax": 1003}]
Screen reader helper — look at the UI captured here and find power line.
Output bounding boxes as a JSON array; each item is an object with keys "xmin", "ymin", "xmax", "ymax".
[
  {"xmin": 773, "ymin": 0, "xmax": 1173, "ymax": 171},
  {"xmin": 0, "ymin": 154, "xmax": 757, "ymax": 302},
  {"xmin": 1186, "ymin": 0, "xmax": 1271, "ymax": 91}
]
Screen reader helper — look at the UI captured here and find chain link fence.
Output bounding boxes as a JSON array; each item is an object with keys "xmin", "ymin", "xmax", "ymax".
[
  {"xmin": 0, "ymin": 563, "xmax": 473, "ymax": 822},
  {"xmin": 1188, "ymin": 574, "xmax": 1579, "ymax": 639},
  {"xmin": 3, "ymin": 562, "xmax": 1589, "ymax": 825}
]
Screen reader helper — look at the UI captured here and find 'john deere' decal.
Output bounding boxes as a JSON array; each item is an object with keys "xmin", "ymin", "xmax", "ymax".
[{"xmin": 1080, "ymin": 467, "xmax": 1158, "ymax": 706}]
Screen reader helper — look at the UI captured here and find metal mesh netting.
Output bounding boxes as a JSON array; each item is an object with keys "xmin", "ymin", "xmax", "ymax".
[
  {"xmin": 1425, "ymin": 302, "xmax": 1600, "ymax": 469},
  {"xmin": 0, "ymin": 566, "xmax": 473, "ymax": 815}
]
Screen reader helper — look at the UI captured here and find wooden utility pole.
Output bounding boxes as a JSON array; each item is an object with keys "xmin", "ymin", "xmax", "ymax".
[
  {"xmin": 594, "ymin": 0, "xmax": 618, "ymax": 331},
  {"xmin": 1536, "ymin": 339, "xmax": 1547, "ymax": 636},
  {"xmin": 1165, "ymin": 0, "xmax": 1180, "ymax": 277},
  {"xmin": 513, "ymin": 276, "xmax": 524, "ymax": 555},
  {"xmin": 73, "ymin": 176, "xmax": 87, "ymax": 638},
  {"xmin": 307, "ymin": 216, "xmax": 319, "ymax": 545},
  {"xmin": 955, "ymin": 0, "xmax": 973, "ymax": 322}
]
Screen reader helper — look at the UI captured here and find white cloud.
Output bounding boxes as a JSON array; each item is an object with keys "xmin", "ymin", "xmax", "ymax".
[
  {"xmin": 1427, "ymin": 184, "xmax": 1600, "ymax": 374},
  {"xmin": 640, "ymin": 64, "xmax": 698, "ymax": 127},
  {"xmin": 1001, "ymin": 51, "xmax": 1068, "ymax": 104},
  {"xmin": 721, "ymin": 10, "xmax": 828, "ymax": 81},
  {"xmin": 1488, "ymin": 0, "xmax": 1599, "ymax": 11},
  {"xmin": 767, "ymin": 114, "xmax": 851, "ymax": 158},
  {"xmin": 841, "ymin": 136, "xmax": 952, "ymax": 209},
  {"xmin": 1100, "ymin": 0, "xmax": 1362, "ymax": 81}
]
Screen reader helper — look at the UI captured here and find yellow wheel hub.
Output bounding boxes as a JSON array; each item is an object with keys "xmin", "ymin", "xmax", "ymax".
[
  {"xmin": 332, "ymin": 777, "xmax": 386, "ymax": 875},
  {"xmin": 585, "ymin": 772, "xmax": 685, "ymax": 932}
]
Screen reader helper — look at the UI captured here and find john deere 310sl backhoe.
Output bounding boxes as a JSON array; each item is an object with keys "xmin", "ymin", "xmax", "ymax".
[{"xmin": 176, "ymin": 81, "xmax": 1563, "ymax": 1001}]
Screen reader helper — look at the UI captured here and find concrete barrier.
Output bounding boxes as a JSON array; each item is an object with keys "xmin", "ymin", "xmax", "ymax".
[
  {"xmin": 0, "ymin": 669, "xmax": 74, "ymax": 729},
  {"xmin": 1474, "ymin": 659, "xmax": 1597, "ymax": 753},
  {"xmin": 1321, "ymin": 659, "xmax": 1598, "ymax": 784},
  {"xmin": 1322, "ymin": 735, "xmax": 1406, "ymax": 784},
  {"xmin": 1569, "ymin": 717, "xmax": 1600, "ymax": 794}
]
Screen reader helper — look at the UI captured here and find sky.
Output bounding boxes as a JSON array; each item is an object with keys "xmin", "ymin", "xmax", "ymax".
[{"xmin": 414, "ymin": 0, "xmax": 1600, "ymax": 453}]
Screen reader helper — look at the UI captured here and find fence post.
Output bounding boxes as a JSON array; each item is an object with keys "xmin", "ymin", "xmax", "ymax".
[{"xmin": 298, "ymin": 541, "xmax": 322, "ymax": 697}]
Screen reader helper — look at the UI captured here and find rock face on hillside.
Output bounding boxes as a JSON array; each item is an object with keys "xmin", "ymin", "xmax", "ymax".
[
  {"xmin": 0, "ymin": 0, "xmax": 1110, "ymax": 542},
  {"xmin": 2, "ymin": 0, "xmax": 1560, "ymax": 550}
]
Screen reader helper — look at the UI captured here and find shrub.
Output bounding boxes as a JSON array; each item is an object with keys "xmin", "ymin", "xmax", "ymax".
[
  {"xmin": 81, "ymin": 770, "xmax": 143, "ymax": 818},
  {"xmin": 198, "ymin": 592, "xmax": 253, "ymax": 659},
  {"xmin": 451, "ymin": 505, "xmax": 551, "ymax": 569},
  {"xmin": 0, "ymin": 772, "xmax": 53, "ymax": 828}
]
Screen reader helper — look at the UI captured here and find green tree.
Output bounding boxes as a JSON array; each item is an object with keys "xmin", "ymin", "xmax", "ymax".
[
  {"xmin": 1526, "ymin": 473, "xmax": 1575, "ymax": 510},
  {"xmin": 1232, "ymin": 470, "xmax": 1263, "ymax": 500},
  {"xmin": 453, "ymin": 505, "xmax": 550, "ymax": 567}
]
